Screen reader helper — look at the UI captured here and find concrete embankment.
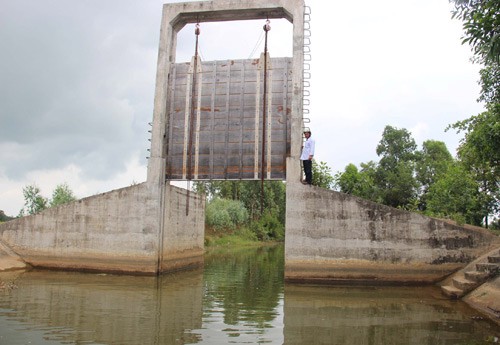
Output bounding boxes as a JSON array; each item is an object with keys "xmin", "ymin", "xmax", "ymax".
[
  {"xmin": 0, "ymin": 239, "xmax": 26, "ymax": 272},
  {"xmin": 0, "ymin": 182, "xmax": 204, "ymax": 275},
  {"xmin": 439, "ymin": 247, "xmax": 500, "ymax": 324},
  {"xmin": 285, "ymin": 183, "xmax": 500, "ymax": 284}
]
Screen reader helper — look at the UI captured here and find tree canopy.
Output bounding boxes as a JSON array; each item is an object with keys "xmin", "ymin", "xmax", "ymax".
[
  {"xmin": 19, "ymin": 183, "xmax": 77, "ymax": 216},
  {"xmin": 334, "ymin": 124, "xmax": 496, "ymax": 227},
  {"xmin": 450, "ymin": 0, "xmax": 500, "ymax": 64}
]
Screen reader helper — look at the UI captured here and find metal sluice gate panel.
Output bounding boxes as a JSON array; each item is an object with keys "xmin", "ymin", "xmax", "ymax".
[{"xmin": 165, "ymin": 56, "xmax": 292, "ymax": 180}]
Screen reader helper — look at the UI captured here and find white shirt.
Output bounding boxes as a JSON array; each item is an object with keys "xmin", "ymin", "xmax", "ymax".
[{"xmin": 300, "ymin": 137, "xmax": 315, "ymax": 160}]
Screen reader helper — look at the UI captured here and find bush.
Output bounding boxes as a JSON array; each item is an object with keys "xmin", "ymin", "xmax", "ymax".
[
  {"xmin": 250, "ymin": 212, "xmax": 284, "ymax": 241},
  {"xmin": 205, "ymin": 198, "xmax": 249, "ymax": 231}
]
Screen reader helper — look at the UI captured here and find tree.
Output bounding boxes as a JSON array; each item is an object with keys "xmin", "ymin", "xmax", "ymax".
[
  {"xmin": 312, "ymin": 160, "xmax": 335, "ymax": 189},
  {"xmin": 415, "ymin": 140, "xmax": 454, "ymax": 210},
  {"xmin": 426, "ymin": 161, "xmax": 483, "ymax": 226},
  {"xmin": 448, "ymin": 110, "xmax": 500, "ymax": 226},
  {"xmin": 376, "ymin": 126, "xmax": 417, "ymax": 166},
  {"xmin": 19, "ymin": 184, "xmax": 47, "ymax": 216},
  {"xmin": 50, "ymin": 183, "xmax": 77, "ymax": 207},
  {"xmin": 416, "ymin": 140, "xmax": 453, "ymax": 188},
  {"xmin": 0, "ymin": 210, "xmax": 14, "ymax": 222},
  {"xmin": 478, "ymin": 64, "xmax": 500, "ymax": 105},
  {"xmin": 335, "ymin": 163, "xmax": 361, "ymax": 195},
  {"xmin": 450, "ymin": 0, "xmax": 500, "ymax": 64},
  {"xmin": 334, "ymin": 162, "xmax": 380, "ymax": 202},
  {"xmin": 194, "ymin": 180, "xmax": 286, "ymax": 239},
  {"xmin": 449, "ymin": 0, "xmax": 500, "ymax": 227},
  {"xmin": 375, "ymin": 126, "xmax": 419, "ymax": 209},
  {"xmin": 205, "ymin": 198, "xmax": 249, "ymax": 231},
  {"xmin": 378, "ymin": 161, "xmax": 419, "ymax": 210}
]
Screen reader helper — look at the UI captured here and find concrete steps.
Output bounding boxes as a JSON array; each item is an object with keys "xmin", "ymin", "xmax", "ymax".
[
  {"xmin": 487, "ymin": 255, "xmax": 500, "ymax": 264},
  {"xmin": 441, "ymin": 249, "xmax": 500, "ymax": 299}
]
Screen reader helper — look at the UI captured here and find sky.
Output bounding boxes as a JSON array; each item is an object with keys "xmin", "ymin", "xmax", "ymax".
[{"xmin": 0, "ymin": 0, "xmax": 484, "ymax": 216}]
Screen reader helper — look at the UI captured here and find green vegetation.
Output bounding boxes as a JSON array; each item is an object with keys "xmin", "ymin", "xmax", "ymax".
[
  {"xmin": 196, "ymin": 159, "xmax": 336, "ymax": 246},
  {"xmin": 18, "ymin": 183, "xmax": 77, "ymax": 217},
  {"xmin": 50, "ymin": 183, "xmax": 77, "ymax": 207},
  {"xmin": 332, "ymin": 2, "xmax": 500, "ymax": 230},
  {"xmin": 196, "ymin": 180, "xmax": 286, "ymax": 246},
  {"xmin": 333, "ymin": 125, "xmax": 498, "ymax": 229},
  {"xmin": 0, "ymin": 211, "xmax": 14, "ymax": 223}
]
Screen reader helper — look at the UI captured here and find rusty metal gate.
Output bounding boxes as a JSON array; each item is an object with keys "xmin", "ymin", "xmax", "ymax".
[{"xmin": 165, "ymin": 55, "xmax": 292, "ymax": 180}]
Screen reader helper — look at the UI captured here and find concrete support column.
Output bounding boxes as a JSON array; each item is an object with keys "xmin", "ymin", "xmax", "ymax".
[
  {"xmin": 287, "ymin": 0, "xmax": 305, "ymax": 186},
  {"xmin": 147, "ymin": 5, "xmax": 177, "ymax": 186}
]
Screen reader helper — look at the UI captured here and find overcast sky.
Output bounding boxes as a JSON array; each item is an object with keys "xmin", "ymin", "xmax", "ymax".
[{"xmin": 0, "ymin": 0, "xmax": 484, "ymax": 216}]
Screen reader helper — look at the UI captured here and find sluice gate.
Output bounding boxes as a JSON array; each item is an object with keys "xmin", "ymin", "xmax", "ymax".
[{"xmin": 165, "ymin": 57, "xmax": 292, "ymax": 181}]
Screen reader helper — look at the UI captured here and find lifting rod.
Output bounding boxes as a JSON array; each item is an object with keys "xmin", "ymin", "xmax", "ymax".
[
  {"xmin": 186, "ymin": 22, "xmax": 201, "ymax": 216},
  {"xmin": 260, "ymin": 19, "xmax": 271, "ymax": 215}
]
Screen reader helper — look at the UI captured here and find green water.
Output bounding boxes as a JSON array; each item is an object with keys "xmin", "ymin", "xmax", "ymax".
[{"xmin": 0, "ymin": 245, "xmax": 498, "ymax": 344}]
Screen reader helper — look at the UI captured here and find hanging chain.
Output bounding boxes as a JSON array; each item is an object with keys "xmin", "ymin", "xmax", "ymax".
[{"xmin": 260, "ymin": 19, "xmax": 270, "ymax": 215}]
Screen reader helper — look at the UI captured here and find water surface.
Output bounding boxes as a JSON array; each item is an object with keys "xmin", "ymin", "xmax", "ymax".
[{"xmin": 0, "ymin": 245, "xmax": 498, "ymax": 344}]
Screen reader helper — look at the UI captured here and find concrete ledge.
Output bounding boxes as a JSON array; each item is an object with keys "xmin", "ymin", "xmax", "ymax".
[
  {"xmin": 160, "ymin": 249, "xmax": 205, "ymax": 273},
  {"xmin": 0, "ymin": 256, "xmax": 27, "ymax": 272},
  {"xmin": 464, "ymin": 276, "xmax": 500, "ymax": 325},
  {"xmin": 19, "ymin": 253, "xmax": 158, "ymax": 275},
  {"xmin": 285, "ymin": 259, "xmax": 464, "ymax": 285},
  {"xmin": 0, "ymin": 240, "xmax": 27, "ymax": 272}
]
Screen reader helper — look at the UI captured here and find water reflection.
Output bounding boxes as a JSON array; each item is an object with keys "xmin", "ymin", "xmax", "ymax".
[
  {"xmin": 283, "ymin": 284, "xmax": 498, "ymax": 345},
  {"xmin": 0, "ymin": 245, "xmax": 498, "ymax": 345},
  {"xmin": 191, "ymin": 245, "xmax": 285, "ymax": 343},
  {"xmin": 0, "ymin": 269, "xmax": 204, "ymax": 345}
]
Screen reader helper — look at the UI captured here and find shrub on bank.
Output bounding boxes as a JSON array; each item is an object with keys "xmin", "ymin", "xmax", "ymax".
[
  {"xmin": 250, "ymin": 212, "xmax": 284, "ymax": 241},
  {"xmin": 204, "ymin": 197, "xmax": 285, "ymax": 246},
  {"xmin": 206, "ymin": 198, "xmax": 249, "ymax": 231}
]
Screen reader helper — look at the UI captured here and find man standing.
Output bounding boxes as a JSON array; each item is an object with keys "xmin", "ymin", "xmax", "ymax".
[{"xmin": 300, "ymin": 129, "xmax": 315, "ymax": 185}]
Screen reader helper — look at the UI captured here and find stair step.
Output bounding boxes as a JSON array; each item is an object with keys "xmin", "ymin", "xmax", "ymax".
[
  {"xmin": 487, "ymin": 255, "xmax": 500, "ymax": 264},
  {"xmin": 441, "ymin": 285, "xmax": 464, "ymax": 299},
  {"xmin": 465, "ymin": 270, "xmax": 490, "ymax": 283},
  {"xmin": 476, "ymin": 263, "xmax": 499, "ymax": 273},
  {"xmin": 452, "ymin": 276, "xmax": 477, "ymax": 292}
]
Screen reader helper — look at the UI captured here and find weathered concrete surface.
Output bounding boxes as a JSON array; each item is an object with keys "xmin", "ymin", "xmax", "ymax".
[
  {"xmin": 464, "ymin": 276, "xmax": 500, "ymax": 325},
  {"xmin": 0, "ymin": 183, "xmax": 204, "ymax": 275},
  {"xmin": 0, "ymin": 239, "xmax": 27, "ymax": 272},
  {"xmin": 285, "ymin": 184, "xmax": 500, "ymax": 284},
  {"xmin": 439, "ymin": 247, "xmax": 500, "ymax": 324},
  {"xmin": 160, "ymin": 186, "xmax": 205, "ymax": 272}
]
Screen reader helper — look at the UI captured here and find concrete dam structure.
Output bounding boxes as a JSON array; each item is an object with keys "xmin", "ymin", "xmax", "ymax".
[
  {"xmin": 1, "ymin": 0, "xmax": 498, "ymax": 288},
  {"xmin": 0, "ymin": 183, "xmax": 205, "ymax": 274}
]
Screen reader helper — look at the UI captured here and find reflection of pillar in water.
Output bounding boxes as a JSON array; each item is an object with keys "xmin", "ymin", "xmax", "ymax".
[
  {"xmin": 283, "ymin": 285, "xmax": 490, "ymax": 345},
  {"xmin": 0, "ymin": 270, "xmax": 203, "ymax": 344}
]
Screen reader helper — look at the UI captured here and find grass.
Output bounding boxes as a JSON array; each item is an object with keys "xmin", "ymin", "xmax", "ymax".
[{"xmin": 204, "ymin": 225, "xmax": 282, "ymax": 248}]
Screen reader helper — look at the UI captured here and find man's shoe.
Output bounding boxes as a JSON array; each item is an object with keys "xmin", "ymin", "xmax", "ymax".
[{"xmin": 301, "ymin": 181, "xmax": 308, "ymax": 185}]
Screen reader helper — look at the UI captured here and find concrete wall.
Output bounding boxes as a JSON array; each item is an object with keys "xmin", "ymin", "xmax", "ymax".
[
  {"xmin": 285, "ymin": 184, "xmax": 500, "ymax": 284},
  {"xmin": 0, "ymin": 239, "xmax": 26, "ymax": 272},
  {"xmin": 0, "ymin": 183, "xmax": 204, "ymax": 274},
  {"xmin": 161, "ymin": 186, "xmax": 205, "ymax": 272}
]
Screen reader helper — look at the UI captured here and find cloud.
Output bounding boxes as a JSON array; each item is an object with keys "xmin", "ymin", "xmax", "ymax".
[
  {"xmin": 0, "ymin": 153, "xmax": 147, "ymax": 216},
  {"xmin": 0, "ymin": 1, "xmax": 160, "ymax": 181}
]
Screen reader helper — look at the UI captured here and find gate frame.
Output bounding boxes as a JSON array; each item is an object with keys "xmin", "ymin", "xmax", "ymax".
[{"xmin": 147, "ymin": 0, "xmax": 305, "ymax": 187}]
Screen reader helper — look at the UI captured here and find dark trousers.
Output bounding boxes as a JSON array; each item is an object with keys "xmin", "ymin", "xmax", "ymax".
[{"xmin": 302, "ymin": 159, "xmax": 312, "ymax": 185}]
